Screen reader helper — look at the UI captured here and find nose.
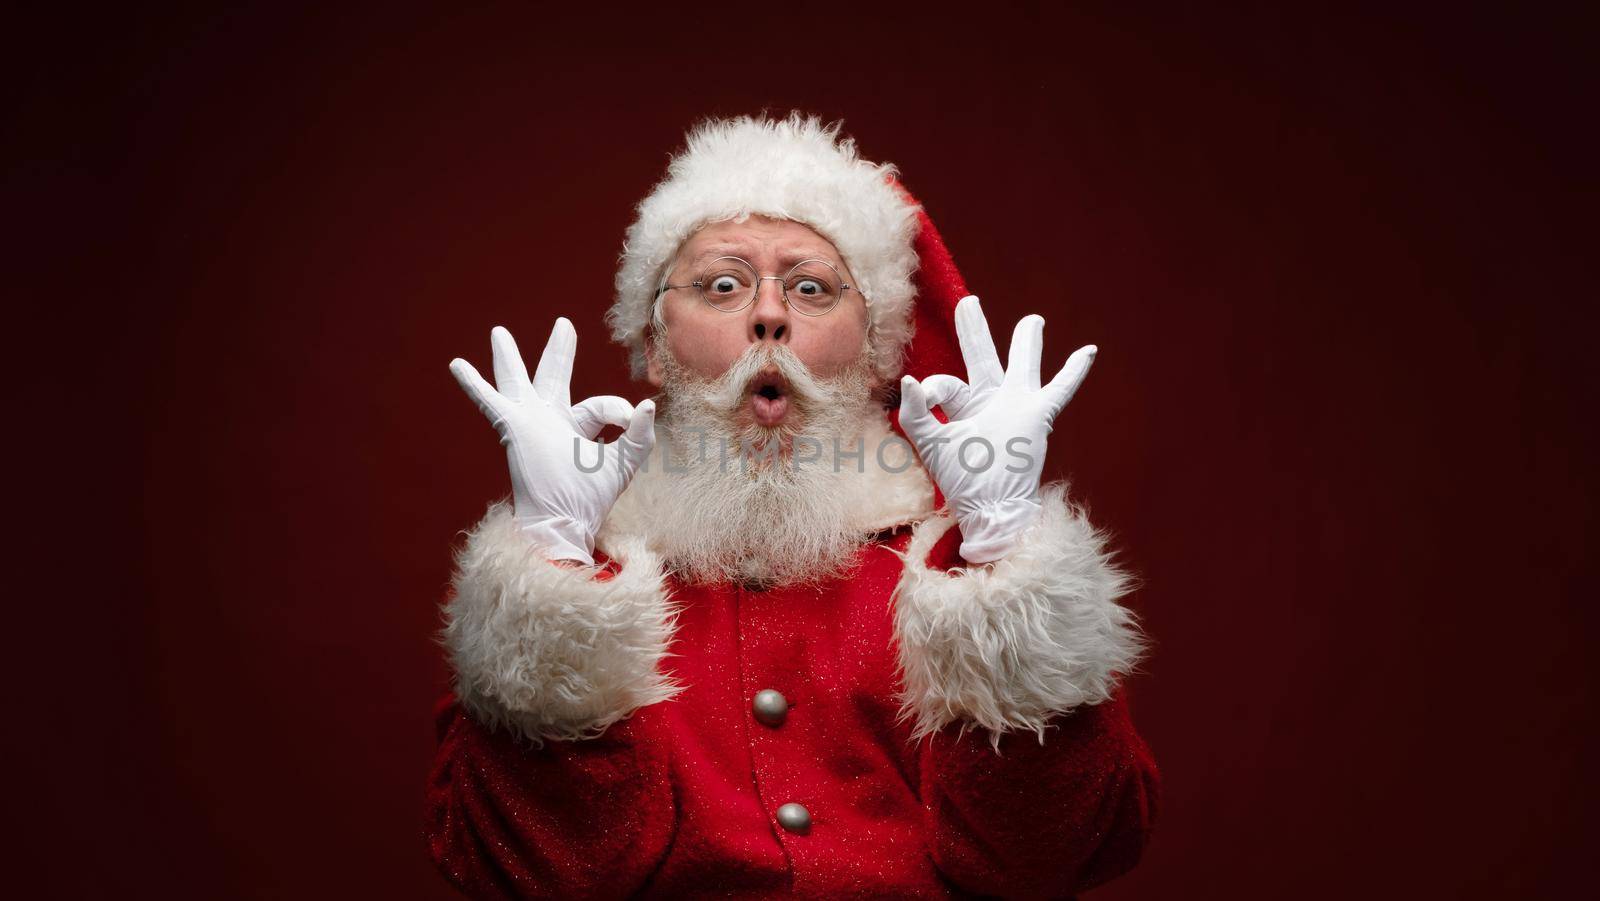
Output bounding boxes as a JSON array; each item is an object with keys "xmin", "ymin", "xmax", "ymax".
[{"xmin": 747, "ymin": 277, "xmax": 790, "ymax": 346}]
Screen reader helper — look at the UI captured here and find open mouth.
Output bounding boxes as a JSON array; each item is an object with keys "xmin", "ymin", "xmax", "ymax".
[{"xmin": 748, "ymin": 368, "xmax": 791, "ymax": 426}]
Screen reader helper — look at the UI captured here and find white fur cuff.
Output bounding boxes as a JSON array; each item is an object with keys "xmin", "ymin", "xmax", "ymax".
[
  {"xmin": 891, "ymin": 484, "xmax": 1144, "ymax": 747},
  {"xmin": 441, "ymin": 503, "xmax": 683, "ymax": 744}
]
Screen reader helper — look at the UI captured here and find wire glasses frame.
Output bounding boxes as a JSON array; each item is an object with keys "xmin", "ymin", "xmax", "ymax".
[{"xmin": 655, "ymin": 256, "xmax": 858, "ymax": 317}]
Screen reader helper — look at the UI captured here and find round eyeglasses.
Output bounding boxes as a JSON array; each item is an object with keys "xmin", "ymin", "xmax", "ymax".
[{"xmin": 656, "ymin": 256, "xmax": 857, "ymax": 317}]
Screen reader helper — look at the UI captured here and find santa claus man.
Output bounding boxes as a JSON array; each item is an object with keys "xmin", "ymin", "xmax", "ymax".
[{"xmin": 426, "ymin": 113, "xmax": 1159, "ymax": 899}]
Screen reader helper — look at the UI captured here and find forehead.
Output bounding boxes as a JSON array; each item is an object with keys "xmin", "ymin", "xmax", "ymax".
[{"xmin": 676, "ymin": 216, "xmax": 844, "ymax": 265}]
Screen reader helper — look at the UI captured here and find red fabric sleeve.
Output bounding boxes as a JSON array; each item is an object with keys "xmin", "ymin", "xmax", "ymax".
[
  {"xmin": 906, "ymin": 491, "xmax": 1159, "ymax": 896},
  {"xmin": 916, "ymin": 691, "xmax": 1160, "ymax": 900},
  {"xmin": 424, "ymin": 695, "xmax": 674, "ymax": 899}
]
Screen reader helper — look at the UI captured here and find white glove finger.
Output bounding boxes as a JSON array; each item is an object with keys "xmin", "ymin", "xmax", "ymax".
[
  {"xmin": 571, "ymin": 395, "xmax": 636, "ymax": 440},
  {"xmin": 1005, "ymin": 314, "xmax": 1046, "ymax": 391},
  {"xmin": 1044, "ymin": 344, "xmax": 1097, "ymax": 418},
  {"xmin": 954, "ymin": 296, "xmax": 1005, "ymax": 390},
  {"xmin": 897, "ymin": 375, "xmax": 940, "ymax": 444},
  {"xmin": 616, "ymin": 399, "xmax": 657, "ymax": 479},
  {"xmin": 490, "ymin": 326, "xmax": 532, "ymax": 402},
  {"xmin": 919, "ymin": 374, "xmax": 974, "ymax": 418},
  {"xmin": 449, "ymin": 358, "xmax": 506, "ymax": 423},
  {"xmin": 532, "ymin": 317, "xmax": 577, "ymax": 408}
]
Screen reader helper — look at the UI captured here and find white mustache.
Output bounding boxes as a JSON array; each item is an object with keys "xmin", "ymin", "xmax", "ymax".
[{"xmin": 701, "ymin": 343, "xmax": 836, "ymax": 416}]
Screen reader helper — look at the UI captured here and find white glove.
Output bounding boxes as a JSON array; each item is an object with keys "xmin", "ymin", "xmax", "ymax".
[
  {"xmin": 898, "ymin": 296, "xmax": 1096, "ymax": 563},
  {"xmin": 450, "ymin": 320, "xmax": 656, "ymax": 565}
]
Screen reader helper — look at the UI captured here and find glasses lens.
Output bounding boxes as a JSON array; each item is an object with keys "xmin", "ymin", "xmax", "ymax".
[
  {"xmin": 699, "ymin": 257, "xmax": 758, "ymax": 311},
  {"xmin": 785, "ymin": 260, "xmax": 843, "ymax": 315}
]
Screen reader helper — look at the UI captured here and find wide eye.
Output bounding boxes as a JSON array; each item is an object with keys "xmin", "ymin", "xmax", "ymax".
[
  {"xmin": 785, "ymin": 261, "xmax": 842, "ymax": 313},
  {"xmin": 698, "ymin": 258, "xmax": 757, "ymax": 310},
  {"xmin": 702, "ymin": 265, "xmax": 752, "ymax": 297}
]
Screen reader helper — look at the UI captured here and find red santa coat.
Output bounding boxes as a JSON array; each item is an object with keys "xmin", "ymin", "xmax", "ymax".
[{"xmin": 425, "ymin": 441, "xmax": 1159, "ymax": 899}]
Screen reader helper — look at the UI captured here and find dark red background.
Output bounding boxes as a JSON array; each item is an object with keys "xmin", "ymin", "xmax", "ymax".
[{"xmin": 10, "ymin": 4, "xmax": 1594, "ymax": 898}]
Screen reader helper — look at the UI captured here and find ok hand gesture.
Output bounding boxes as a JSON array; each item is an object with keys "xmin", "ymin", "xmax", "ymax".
[
  {"xmin": 450, "ymin": 320, "xmax": 656, "ymax": 564},
  {"xmin": 898, "ymin": 296, "xmax": 1096, "ymax": 563}
]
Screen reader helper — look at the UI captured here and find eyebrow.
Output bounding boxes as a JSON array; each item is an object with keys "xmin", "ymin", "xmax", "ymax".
[{"xmin": 685, "ymin": 243, "xmax": 843, "ymax": 270}]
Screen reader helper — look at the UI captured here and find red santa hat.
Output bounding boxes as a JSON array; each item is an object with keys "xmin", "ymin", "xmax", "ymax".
[{"xmin": 606, "ymin": 113, "xmax": 967, "ymax": 390}]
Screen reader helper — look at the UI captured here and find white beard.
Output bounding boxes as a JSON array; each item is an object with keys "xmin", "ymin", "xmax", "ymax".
[{"xmin": 638, "ymin": 337, "xmax": 884, "ymax": 588}]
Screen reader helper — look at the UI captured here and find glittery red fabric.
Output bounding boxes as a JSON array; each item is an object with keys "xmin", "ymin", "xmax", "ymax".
[
  {"xmin": 425, "ymin": 197, "xmax": 1157, "ymax": 897},
  {"xmin": 425, "ymin": 525, "xmax": 1159, "ymax": 899}
]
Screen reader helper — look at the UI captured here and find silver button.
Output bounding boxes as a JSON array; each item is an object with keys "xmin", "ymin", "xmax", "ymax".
[
  {"xmin": 752, "ymin": 689, "xmax": 789, "ymax": 727},
  {"xmin": 776, "ymin": 802, "xmax": 811, "ymax": 834}
]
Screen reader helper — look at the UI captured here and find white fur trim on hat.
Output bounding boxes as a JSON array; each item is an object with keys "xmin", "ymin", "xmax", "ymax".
[
  {"xmin": 608, "ymin": 113, "xmax": 922, "ymax": 382},
  {"xmin": 890, "ymin": 483, "xmax": 1145, "ymax": 750},
  {"xmin": 441, "ymin": 502, "xmax": 684, "ymax": 744}
]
